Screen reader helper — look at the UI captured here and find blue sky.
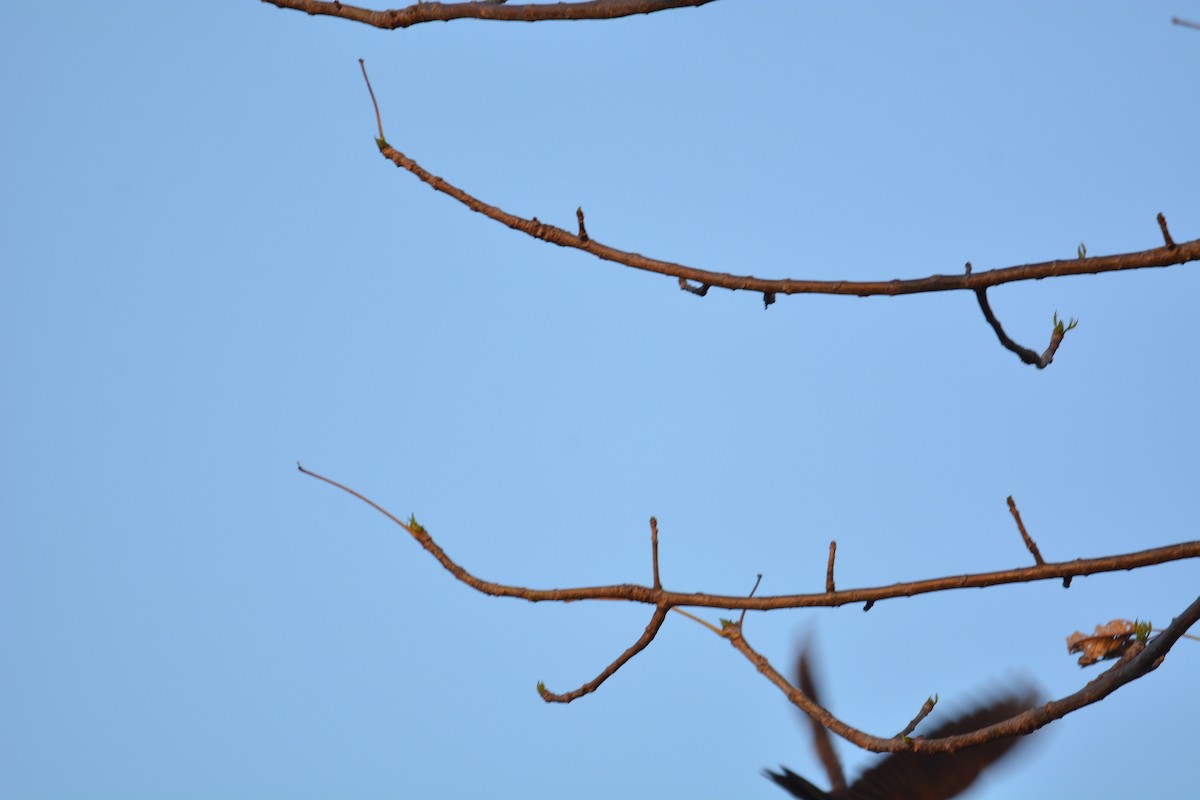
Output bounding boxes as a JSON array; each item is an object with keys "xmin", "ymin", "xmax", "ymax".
[{"xmin": 2, "ymin": 2, "xmax": 1198, "ymax": 798}]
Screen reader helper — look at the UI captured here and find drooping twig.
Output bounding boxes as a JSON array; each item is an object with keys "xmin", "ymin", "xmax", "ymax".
[
  {"xmin": 261, "ymin": 0, "xmax": 718, "ymax": 28},
  {"xmin": 825, "ymin": 540, "xmax": 837, "ymax": 593},
  {"xmin": 975, "ymin": 289, "xmax": 1078, "ymax": 368},
  {"xmin": 1006, "ymin": 496, "xmax": 1045, "ymax": 566},
  {"xmin": 1173, "ymin": 16, "xmax": 1200, "ymax": 30},
  {"xmin": 724, "ymin": 593, "xmax": 1200, "ymax": 754},
  {"xmin": 538, "ymin": 604, "xmax": 670, "ymax": 702}
]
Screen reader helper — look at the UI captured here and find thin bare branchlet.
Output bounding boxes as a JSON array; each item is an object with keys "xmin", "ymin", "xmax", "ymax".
[
  {"xmin": 1007, "ymin": 496, "xmax": 1045, "ymax": 566},
  {"xmin": 1159, "ymin": 212, "xmax": 1177, "ymax": 248},
  {"xmin": 538, "ymin": 604, "xmax": 670, "ymax": 702},
  {"xmin": 896, "ymin": 694, "xmax": 938, "ymax": 740},
  {"xmin": 261, "ymin": 0, "xmax": 718, "ymax": 28},
  {"xmin": 1173, "ymin": 16, "xmax": 1200, "ymax": 30},
  {"xmin": 737, "ymin": 573, "xmax": 764, "ymax": 628},
  {"xmin": 649, "ymin": 515, "xmax": 661, "ymax": 589},
  {"xmin": 358, "ymin": 59, "xmax": 385, "ymax": 145},
  {"xmin": 825, "ymin": 540, "xmax": 837, "ymax": 593}
]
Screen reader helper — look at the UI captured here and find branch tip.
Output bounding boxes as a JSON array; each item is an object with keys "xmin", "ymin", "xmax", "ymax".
[
  {"xmin": 1006, "ymin": 496, "xmax": 1045, "ymax": 566},
  {"xmin": 1157, "ymin": 213, "xmax": 1176, "ymax": 248},
  {"xmin": 576, "ymin": 206, "xmax": 589, "ymax": 242},
  {"xmin": 825, "ymin": 540, "xmax": 837, "ymax": 593},
  {"xmin": 358, "ymin": 58, "xmax": 385, "ymax": 144}
]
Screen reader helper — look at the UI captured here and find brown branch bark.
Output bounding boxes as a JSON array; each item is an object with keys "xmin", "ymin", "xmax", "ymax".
[
  {"xmin": 725, "ymin": 592, "xmax": 1200, "ymax": 754},
  {"xmin": 1007, "ymin": 496, "xmax": 1045, "ymax": 565},
  {"xmin": 374, "ymin": 141, "xmax": 1200, "ymax": 299},
  {"xmin": 538, "ymin": 604, "xmax": 669, "ymax": 702},
  {"xmin": 298, "ymin": 465, "xmax": 1200, "ymax": 612},
  {"xmin": 260, "ymin": 0, "xmax": 717, "ymax": 28}
]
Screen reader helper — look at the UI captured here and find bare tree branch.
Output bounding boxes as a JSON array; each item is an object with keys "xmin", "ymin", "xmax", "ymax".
[
  {"xmin": 349, "ymin": 62, "xmax": 1198, "ymax": 367},
  {"xmin": 261, "ymin": 0, "xmax": 718, "ymax": 28},
  {"xmin": 373, "ymin": 138, "xmax": 1200, "ymax": 301},
  {"xmin": 725, "ymin": 592, "xmax": 1200, "ymax": 754},
  {"xmin": 1172, "ymin": 16, "xmax": 1200, "ymax": 30},
  {"xmin": 297, "ymin": 464, "xmax": 1200, "ymax": 612}
]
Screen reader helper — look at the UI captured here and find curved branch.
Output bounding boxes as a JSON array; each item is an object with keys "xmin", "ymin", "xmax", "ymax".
[
  {"xmin": 299, "ymin": 465, "xmax": 1200, "ymax": 611},
  {"xmin": 726, "ymin": 593, "xmax": 1200, "ymax": 754},
  {"xmin": 260, "ymin": 0, "xmax": 717, "ymax": 28},
  {"xmin": 375, "ymin": 141, "xmax": 1200, "ymax": 298},
  {"xmin": 537, "ymin": 604, "xmax": 670, "ymax": 703},
  {"xmin": 975, "ymin": 289, "xmax": 1077, "ymax": 368}
]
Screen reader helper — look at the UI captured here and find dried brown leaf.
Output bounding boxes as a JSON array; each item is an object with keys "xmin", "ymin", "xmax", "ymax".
[{"xmin": 1066, "ymin": 619, "xmax": 1140, "ymax": 667}]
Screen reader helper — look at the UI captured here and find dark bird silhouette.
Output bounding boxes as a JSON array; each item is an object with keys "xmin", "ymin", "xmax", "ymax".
[{"xmin": 765, "ymin": 648, "xmax": 1041, "ymax": 800}]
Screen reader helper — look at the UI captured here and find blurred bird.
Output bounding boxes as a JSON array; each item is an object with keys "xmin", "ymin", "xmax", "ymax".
[{"xmin": 764, "ymin": 648, "xmax": 1041, "ymax": 800}]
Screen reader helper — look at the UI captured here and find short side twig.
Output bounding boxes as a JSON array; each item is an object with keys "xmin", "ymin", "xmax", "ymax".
[
  {"xmin": 649, "ymin": 516, "xmax": 661, "ymax": 589},
  {"xmin": 1159, "ymin": 212, "xmax": 1177, "ymax": 248},
  {"xmin": 896, "ymin": 694, "xmax": 938, "ymax": 739},
  {"xmin": 825, "ymin": 540, "xmax": 837, "ymax": 593},
  {"xmin": 1006, "ymin": 496, "xmax": 1045, "ymax": 566}
]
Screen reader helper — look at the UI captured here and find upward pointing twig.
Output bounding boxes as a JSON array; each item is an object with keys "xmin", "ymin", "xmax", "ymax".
[{"xmin": 359, "ymin": 58, "xmax": 385, "ymax": 144}]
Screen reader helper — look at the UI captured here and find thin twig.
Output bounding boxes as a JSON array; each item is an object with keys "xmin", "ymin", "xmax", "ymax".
[
  {"xmin": 672, "ymin": 607, "xmax": 722, "ymax": 635},
  {"xmin": 358, "ymin": 59, "xmax": 384, "ymax": 144},
  {"xmin": 738, "ymin": 573, "xmax": 764, "ymax": 627},
  {"xmin": 1006, "ymin": 496, "xmax": 1045, "ymax": 566},
  {"xmin": 649, "ymin": 515, "xmax": 661, "ymax": 589},
  {"xmin": 1173, "ymin": 17, "xmax": 1200, "ymax": 30},
  {"xmin": 896, "ymin": 694, "xmax": 938, "ymax": 739},
  {"xmin": 825, "ymin": 540, "xmax": 837, "ymax": 593},
  {"xmin": 538, "ymin": 604, "xmax": 670, "ymax": 702},
  {"xmin": 261, "ymin": 0, "xmax": 718, "ymax": 28}
]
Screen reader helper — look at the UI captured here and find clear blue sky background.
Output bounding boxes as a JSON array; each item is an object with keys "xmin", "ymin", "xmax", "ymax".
[{"xmin": 3, "ymin": 2, "xmax": 1198, "ymax": 798}]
